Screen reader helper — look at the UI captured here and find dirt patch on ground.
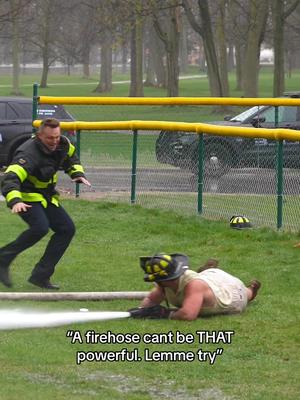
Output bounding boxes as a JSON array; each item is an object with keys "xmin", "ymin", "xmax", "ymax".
[
  {"xmin": 83, "ymin": 371, "xmax": 233, "ymax": 399},
  {"xmin": 60, "ymin": 190, "xmax": 130, "ymax": 201}
]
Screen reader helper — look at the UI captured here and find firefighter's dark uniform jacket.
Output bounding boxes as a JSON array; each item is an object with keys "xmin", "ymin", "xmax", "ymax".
[{"xmin": 1, "ymin": 135, "xmax": 85, "ymax": 209}]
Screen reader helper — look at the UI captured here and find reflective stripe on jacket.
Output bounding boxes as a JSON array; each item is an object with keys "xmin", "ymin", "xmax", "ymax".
[{"xmin": 1, "ymin": 135, "xmax": 85, "ymax": 208}]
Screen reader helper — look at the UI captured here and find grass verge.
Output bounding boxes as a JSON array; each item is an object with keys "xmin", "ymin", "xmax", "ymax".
[{"xmin": 0, "ymin": 200, "xmax": 299, "ymax": 399}]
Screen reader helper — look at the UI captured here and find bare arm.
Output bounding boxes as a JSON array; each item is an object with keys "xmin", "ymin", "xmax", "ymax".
[
  {"xmin": 140, "ymin": 286, "xmax": 165, "ymax": 308},
  {"xmin": 169, "ymin": 280, "xmax": 205, "ymax": 321}
]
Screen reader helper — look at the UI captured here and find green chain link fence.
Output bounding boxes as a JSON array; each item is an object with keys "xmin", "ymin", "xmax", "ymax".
[
  {"xmin": 34, "ymin": 90, "xmax": 300, "ymax": 232},
  {"xmin": 55, "ymin": 126, "xmax": 299, "ymax": 232}
]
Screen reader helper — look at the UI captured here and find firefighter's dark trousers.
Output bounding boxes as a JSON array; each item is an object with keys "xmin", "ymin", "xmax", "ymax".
[{"xmin": 0, "ymin": 202, "xmax": 75, "ymax": 282}]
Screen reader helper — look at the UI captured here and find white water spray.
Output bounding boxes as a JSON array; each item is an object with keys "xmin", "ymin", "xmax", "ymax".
[{"xmin": 0, "ymin": 309, "xmax": 130, "ymax": 330}]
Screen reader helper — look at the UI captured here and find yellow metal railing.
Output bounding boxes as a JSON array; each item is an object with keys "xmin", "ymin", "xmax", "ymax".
[
  {"xmin": 33, "ymin": 119, "xmax": 300, "ymax": 142},
  {"xmin": 38, "ymin": 95, "xmax": 300, "ymax": 107},
  {"xmin": 36, "ymin": 95, "xmax": 300, "ymax": 142}
]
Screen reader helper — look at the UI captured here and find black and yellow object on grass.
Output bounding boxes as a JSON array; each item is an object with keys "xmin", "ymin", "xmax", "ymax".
[{"xmin": 230, "ymin": 215, "xmax": 252, "ymax": 230}]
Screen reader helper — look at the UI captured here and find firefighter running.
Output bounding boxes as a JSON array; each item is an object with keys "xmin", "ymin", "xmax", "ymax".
[{"xmin": 0, "ymin": 118, "xmax": 91, "ymax": 289}]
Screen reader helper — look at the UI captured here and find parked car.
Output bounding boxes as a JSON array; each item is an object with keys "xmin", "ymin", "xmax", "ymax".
[
  {"xmin": 0, "ymin": 97, "xmax": 76, "ymax": 168},
  {"xmin": 156, "ymin": 92, "xmax": 300, "ymax": 177}
]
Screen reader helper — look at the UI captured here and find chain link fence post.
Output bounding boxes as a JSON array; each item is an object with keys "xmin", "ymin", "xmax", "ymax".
[
  {"xmin": 131, "ymin": 129, "xmax": 138, "ymax": 204},
  {"xmin": 32, "ymin": 83, "xmax": 38, "ymax": 134},
  {"xmin": 197, "ymin": 133, "xmax": 204, "ymax": 214},
  {"xmin": 75, "ymin": 130, "xmax": 81, "ymax": 197},
  {"xmin": 275, "ymin": 106, "xmax": 284, "ymax": 229}
]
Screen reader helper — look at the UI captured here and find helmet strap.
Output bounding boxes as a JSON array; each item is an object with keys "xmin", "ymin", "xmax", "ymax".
[{"xmin": 162, "ymin": 287, "xmax": 170, "ymax": 308}]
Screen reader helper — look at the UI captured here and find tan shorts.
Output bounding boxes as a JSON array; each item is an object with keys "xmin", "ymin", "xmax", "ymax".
[{"xmin": 198, "ymin": 269, "xmax": 248, "ymax": 315}]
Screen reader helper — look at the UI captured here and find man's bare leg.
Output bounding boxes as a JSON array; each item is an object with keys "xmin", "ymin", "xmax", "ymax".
[
  {"xmin": 197, "ymin": 259, "xmax": 219, "ymax": 273},
  {"xmin": 247, "ymin": 280, "xmax": 261, "ymax": 302}
]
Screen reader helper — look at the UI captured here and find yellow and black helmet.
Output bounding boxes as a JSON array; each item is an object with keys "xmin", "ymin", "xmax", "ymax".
[
  {"xmin": 230, "ymin": 215, "xmax": 252, "ymax": 229},
  {"xmin": 140, "ymin": 253, "xmax": 189, "ymax": 282}
]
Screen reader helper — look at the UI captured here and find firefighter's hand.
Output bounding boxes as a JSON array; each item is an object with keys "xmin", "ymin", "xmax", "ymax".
[
  {"xmin": 128, "ymin": 305, "xmax": 172, "ymax": 319},
  {"xmin": 72, "ymin": 177, "xmax": 91, "ymax": 186},
  {"xmin": 12, "ymin": 202, "xmax": 32, "ymax": 213}
]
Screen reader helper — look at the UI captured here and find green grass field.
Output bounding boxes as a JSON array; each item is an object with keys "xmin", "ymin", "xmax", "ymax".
[
  {"xmin": 0, "ymin": 200, "xmax": 299, "ymax": 400},
  {"xmin": 1, "ymin": 66, "xmax": 300, "ymax": 123}
]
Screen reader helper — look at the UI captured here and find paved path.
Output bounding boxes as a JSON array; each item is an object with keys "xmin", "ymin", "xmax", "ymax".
[
  {"xmin": 2, "ymin": 166, "xmax": 299, "ymax": 196},
  {"xmin": 0, "ymin": 75, "xmax": 206, "ymax": 88},
  {"xmin": 57, "ymin": 167, "xmax": 300, "ymax": 195}
]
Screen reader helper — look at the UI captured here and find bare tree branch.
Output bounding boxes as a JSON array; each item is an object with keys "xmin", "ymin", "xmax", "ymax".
[
  {"xmin": 284, "ymin": 0, "xmax": 300, "ymax": 19},
  {"xmin": 182, "ymin": 0, "xmax": 203, "ymax": 35}
]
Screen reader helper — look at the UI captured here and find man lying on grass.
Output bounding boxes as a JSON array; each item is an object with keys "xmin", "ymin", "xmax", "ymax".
[{"xmin": 129, "ymin": 253, "xmax": 261, "ymax": 321}]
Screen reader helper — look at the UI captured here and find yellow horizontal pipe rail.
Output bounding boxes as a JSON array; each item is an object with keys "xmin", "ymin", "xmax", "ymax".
[
  {"xmin": 38, "ymin": 96, "xmax": 300, "ymax": 106},
  {"xmin": 33, "ymin": 119, "xmax": 300, "ymax": 142}
]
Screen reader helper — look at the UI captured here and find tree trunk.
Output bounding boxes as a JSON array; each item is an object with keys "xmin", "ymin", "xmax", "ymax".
[
  {"xmin": 100, "ymin": 41, "xmax": 112, "ymax": 92},
  {"xmin": 40, "ymin": 5, "xmax": 51, "ymax": 89},
  {"xmin": 243, "ymin": 36, "xmax": 260, "ymax": 97},
  {"xmin": 179, "ymin": 14, "xmax": 188, "ymax": 74},
  {"xmin": 286, "ymin": 48, "xmax": 292, "ymax": 78},
  {"xmin": 272, "ymin": 0, "xmax": 285, "ymax": 97},
  {"xmin": 242, "ymin": 0, "xmax": 269, "ymax": 97},
  {"xmin": 83, "ymin": 62, "xmax": 90, "ymax": 79},
  {"xmin": 271, "ymin": 0, "xmax": 299, "ymax": 96},
  {"xmin": 82, "ymin": 45, "xmax": 90, "ymax": 79},
  {"xmin": 166, "ymin": 5, "xmax": 180, "ymax": 96},
  {"xmin": 10, "ymin": 0, "xmax": 22, "ymax": 95},
  {"xmin": 235, "ymin": 43, "xmax": 243, "ymax": 91},
  {"xmin": 153, "ymin": 1, "xmax": 180, "ymax": 97},
  {"xmin": 203, "ymin": 41, "xmax": 223, "ymax": 97},
  {"xmin": 152, "ymin": 28, "xmax": 166, "ymax": 88},
  {"xmin": 66, "ymin": 63, "xmax": 71, "ymax": 76},
  {"xmin": 216, "ymin": 0, "xmax": 229, "ymax": 96},
  {"xmin": 228, "ymin": 0, "xmax": 244, "ymax": 90},
  {"xmin": 166, "ymin": 48, "xmax": 179, "ymax": 97},
  {"xmin": 94, "ymin": 37, "xmax": 112, "ymax": 93},
  {"xmin": 200, "ymin": 2, "xmax": 223, "ymax": 96},
  {"xmin": 40, "ymin": 48, "xmax": 49, "ymax": 88},
  {"xmin": 183, "ymin": 0, "xmax": 223, "ymax": 96},
  {"xmin": 129, "ymin": 6, "xmax": 144, "ymax": 97}
]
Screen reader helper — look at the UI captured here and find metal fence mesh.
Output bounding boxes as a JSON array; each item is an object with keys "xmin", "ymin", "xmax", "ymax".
[{"xmin": 57, "ymin": 128, "xmax": 300, "ymax": 232}]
